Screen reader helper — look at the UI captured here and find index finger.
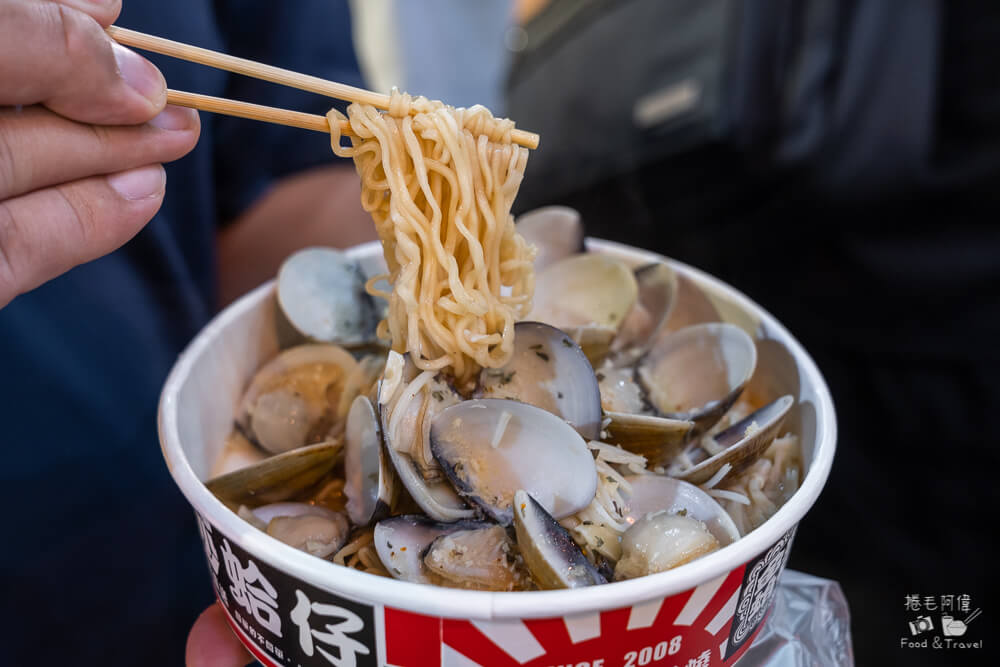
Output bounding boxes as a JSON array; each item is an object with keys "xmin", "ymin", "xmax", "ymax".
[
  {"xmin": 42, "ymin": 0, "xmax": 123, "ymax": 28},
  {"xmin": 0, "ymin": 0, "xmax": 165, "ymax": 125}
]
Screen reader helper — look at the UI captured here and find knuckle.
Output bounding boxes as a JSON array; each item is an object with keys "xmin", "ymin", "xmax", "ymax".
[
  {"xmin": 40, "ymin": 4, "xmax": 109, "ymax": 87},
  {"xmin": 54, "ymin": 4, "xmax": 102, "ymax": 65},
  {"xmin": 0, "ymin": 201, "xmax": 22, "ymax": 299},
  {"xmin": 0, "ymin": 119, "xmax": 17, "ymax": 198},
  {"xmin": 55, "ymin": 184, "xmax": 100, "ymax": 247}
]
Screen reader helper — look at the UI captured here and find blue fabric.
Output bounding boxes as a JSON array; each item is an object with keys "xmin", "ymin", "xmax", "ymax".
[{"xmin": 0, "ymin": 2, "xmax": 362, "ymax": 664}]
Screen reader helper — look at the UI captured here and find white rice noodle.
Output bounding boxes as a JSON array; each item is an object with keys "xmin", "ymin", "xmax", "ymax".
[
  {"xmin": 707, "ymin": 488, "xmax": 751, "ymax": 505},
  {"xmin": 718, "ymin": 432, "xmax": 802, "ymax": 535},
  {"xmin": 559, "ymin": 451, "xmax": 639, "ymax": 563},
  {"xmin": 587, "ymin": 440, "xmax": 646, "ymax": 467},
  {"xmin": 700, "ymin": 436, "xmax": 725, "ymax": 456},
  {"xmin": 700, "ymin": 463, "xmax": 732, "ymax": 490},
  {"xmin": 491, "ymin": 410, "xmax": 512, "ymax": 448}
]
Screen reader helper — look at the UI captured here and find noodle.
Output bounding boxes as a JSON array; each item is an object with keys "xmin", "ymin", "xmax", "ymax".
[
  {"xmin": 560, "ymin": 442, "xmax": 647, "ymax": 564},
  {"xmin": 333, "ymin": 528, "xmax": 390, "ymax": 577},
  {"xmin": 328, "ymin": 91, "xmax": 535, "ymax": 385}
]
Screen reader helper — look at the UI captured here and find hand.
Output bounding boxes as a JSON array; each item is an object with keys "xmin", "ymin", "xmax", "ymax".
[
  {"xmin": 186, "ymin": 602, "xmax": 253, "ymax": 667},
  {"xmin": 0, "ymin": 0, "xmax": 200, "ymax": 308}
]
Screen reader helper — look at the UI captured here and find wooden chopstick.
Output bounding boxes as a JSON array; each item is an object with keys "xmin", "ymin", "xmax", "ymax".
[
  {"xmin": 166, "ymin": 90, "xmax": 341, "ymax": 134},
  {"xmin": 108, "ymin": 26, "xmax": 540, "ymax": 149}
]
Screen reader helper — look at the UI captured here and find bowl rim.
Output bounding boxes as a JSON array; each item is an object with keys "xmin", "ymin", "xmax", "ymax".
[{"xmin": 158, "ymin": 238, "xmax": 837, "ymax": 620}]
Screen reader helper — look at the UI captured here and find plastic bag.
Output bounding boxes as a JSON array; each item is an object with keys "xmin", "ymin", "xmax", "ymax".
[{"xmin": 742, "ymin": 569, "xmax": 855, "ymax": 666}]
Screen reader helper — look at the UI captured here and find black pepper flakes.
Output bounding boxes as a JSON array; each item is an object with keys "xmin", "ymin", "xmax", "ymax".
[{"xmin": 534, "ymin": 350, "xmax": 550, "ymax": 362}]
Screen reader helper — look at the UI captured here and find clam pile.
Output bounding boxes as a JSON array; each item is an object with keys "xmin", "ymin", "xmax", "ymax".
[{"xmin": 209, "ymin": 207, "xmax": 802, "ymax": 591}]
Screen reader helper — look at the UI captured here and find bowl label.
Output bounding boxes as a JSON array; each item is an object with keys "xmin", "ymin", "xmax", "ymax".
[
  {"xmin": 724, "ymin": 527, "xmax": 796, "ymax": 660},
  {"xmin": 196, "ymin": 512, "xmax": 378, "ymax": 666},
  {"xmin": 195, "ymin": 508, "xmax": 794, "ymax": 666}
]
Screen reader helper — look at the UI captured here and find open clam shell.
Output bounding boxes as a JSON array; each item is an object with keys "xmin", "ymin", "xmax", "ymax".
[
  {"xmin": 603, "ymin": 412, "xmax": 694, "ymax": 467},
  {"xmin": 373, "ymin": 515, "xmax": 493, "ymax": 584},
  {"xmin": 236, "ymin": 344, "xmax": 360, "ymax": 455},
  {"xmin": 622, "ymin": 474, "xmax": 740, "ymax": 547},
  {"xmin": 430, "ymin": 399, "xmax": 598, "ymax": 525},
  {"xmin": 610, "ymin": 262, "xmax": 678, "ymax": 366},
  {"xmin": 675, "ymin": 395, "xmax": 795, "ymax": 485},
  {"xmin": 212, "ymin": 429, "xmax": 268, "ymax": 478},
  {"xmin": 637, "ymin": 323, "xmax": 757, "ymax": 436},
  {"xmin": 530, "ymin": 254, "xmax": 639, "ymax": 363},
  {"xmin": 378, "ymin": 353, "xmax": 475, "ymax": 523},
  {"xmin": 344, "ymin": 395, "xmax": 396, "ymax": 526},
  {"xmin": 515, "ymin": 206, "xmax": 584, "ymax": 271},
  {"xmin": 277, "ymin": 247, "xmax": 379, "ymax": 347},
  {"xmin": 513, "ymin": 490, "xmax": 607, "ymax": 589},
  {"xmin": 205, "ymin": 441, "xmax": 340, "ymax": 508},
  {"xmin": 477, "ymin": 322, "xmax": 602, "ymax": 440}
]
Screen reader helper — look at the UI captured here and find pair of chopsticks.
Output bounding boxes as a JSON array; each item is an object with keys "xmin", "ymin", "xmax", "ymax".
[{"xmin": 107, "ymin": 27, "xmax": 539, "ymax": 150}]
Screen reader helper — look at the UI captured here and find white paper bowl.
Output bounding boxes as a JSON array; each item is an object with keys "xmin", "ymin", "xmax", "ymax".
[{"xmin": 159, "ymin": 239, "xmax": 836, "ymax": 667}]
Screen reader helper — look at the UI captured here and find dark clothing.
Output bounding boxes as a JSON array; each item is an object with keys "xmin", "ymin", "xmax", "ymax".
[
  {"xmin": 509, "ymin": 1, "xmax": 999, "ymax": 665},
  {"xmin": 0, "ymin": 3, "xmax": 361, "ymax": 664}
]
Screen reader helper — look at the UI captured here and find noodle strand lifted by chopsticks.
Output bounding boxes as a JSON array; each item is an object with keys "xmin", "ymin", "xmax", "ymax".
[{"xmin": 328, "ymin": 91, "xmax": 535, "ymax": 385}]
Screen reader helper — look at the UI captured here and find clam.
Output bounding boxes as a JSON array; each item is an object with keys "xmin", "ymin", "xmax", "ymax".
[
  {"xmin": 621, "ymin": 474, "xmax": 740, "ymax": 546},
  {"xmin": 514, "ymin": 206, "xmax": 584, "ymax": 271},
  {"xmin": 603, "ymin": 412, "xmax": 694, "ymax": 467},
  {"xmin": 610, "ymin": 262, "xmax": 678, "ymax": 365},
  {"xmin": 614, "ymin": 511, "xmax": 720, "ymax": 580},
  {"xmin": 206, "ymin": 441, "xmax": 341, "ymax": 508},
  {"xmin": 277, "ymin": 247, "xmax": 379, "ymax": 347},
  {"xmin": 637, "ymin": 323, "xmax": 757, "ymax": 436},
  {"xmin": 241, "ymin": 502, "xmax": 349, "ymax": 559},
  {"xmin": 530, "ymin": 254, "xmax": 638, "ymax": 363},
  {"xmin": 430, "ymin": 399, "xmax": 598, "ymax": 525},
  {"xmin": 374, "ymin": 515, "xmax": 501, "ymax": 586},
  {"xmin": 212, "ymin": 429, "xmax": 268, "ymax": 478},
  {"xmin": 378, "ymin": 352, "xmax": 475, "ymax": 522},
  {"xmin": 477, "ymin": 322, "xmax": 602, "ymax": 439},
  {"xmin": 596, "ymin": 352, "xmax": 696, "ymax": 468},
  {"xmin": 513, "ymin": 490, "xmax": 607, "ymax": 589},
  {"xmin": 344, "ymin": 395, "xmax": 396, "ymax": 526},
  {"xmin": 424, "ymin": 524, "xmax": 528, "ymax": 591},
  {"xmin": 672, "ymin": 395, "xmax": 795, "ymax": 485},
  {"xmin": 236, "ymin": 344, "xmax": 360, "ymax": 454}
]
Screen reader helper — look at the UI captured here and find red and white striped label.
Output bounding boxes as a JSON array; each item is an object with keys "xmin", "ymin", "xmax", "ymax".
[{"xmin": 201, "ymin": 510, "xmax": 794, "ymax": 667}]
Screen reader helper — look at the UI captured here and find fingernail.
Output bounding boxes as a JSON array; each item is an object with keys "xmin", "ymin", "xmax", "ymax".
[
  {"xmin": 149, "ymin": 105, "xmax": 197, "ymax": 131},
  {"xmin": 109, "ymin": 165, "xmax": 166, "ymax": 201},
  {"xmin": 112, "ymin": 43, "xmax": 166, "ymax": 107}
]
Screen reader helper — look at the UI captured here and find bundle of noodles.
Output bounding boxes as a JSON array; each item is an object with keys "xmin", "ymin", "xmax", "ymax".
[
  {"xmin": 560, "ymin": 441, "xmax": 649, "ymax": 565},
  {"xmin": 333, "ymin": 528, "xmax": 389, "ymax": 576},
  {"xmin": 328, "ymin": 91, "xmax": 535, "ymax": 386},
  {"xmin": 716, "ymin": 433, "xmax": 802, "ymax": 535}
]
